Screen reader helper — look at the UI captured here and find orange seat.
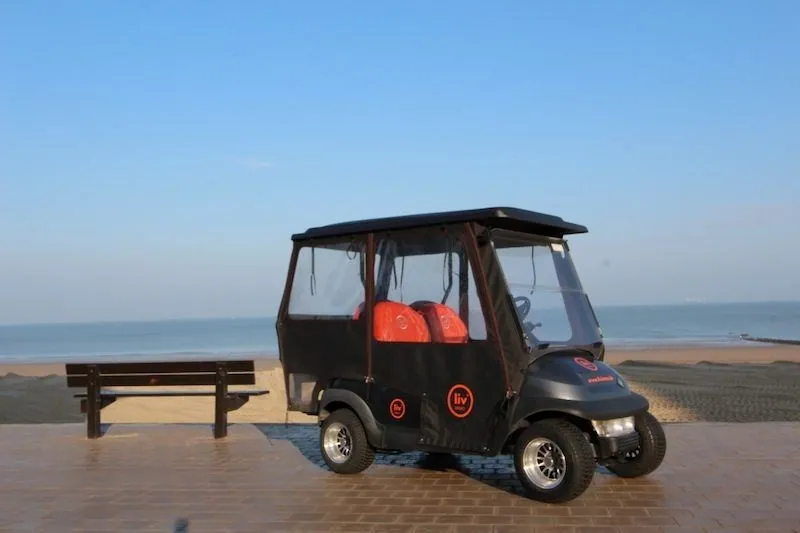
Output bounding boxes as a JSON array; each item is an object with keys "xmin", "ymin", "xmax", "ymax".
[
  {"xmin": 412, "ymin": 301, "xmax": 469, "ymax": 343},
  {"xmin": 374, "ymin": 301, "xmax": 431, "ymax": 343},
  {"xmin": 358, "ymin": 301, "xmax": 431, "ymax": 343}
]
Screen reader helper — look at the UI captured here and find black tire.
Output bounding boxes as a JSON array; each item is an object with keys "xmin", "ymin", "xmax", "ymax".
[
  {"xmin": 605, "ymin": 411, "xmax": 667, "ymax": 478},
  {"xmin": 319, "ymin": 408, "xmax": 375, "ymax": 474},
  {"xmin": 513, "ymin": 419, "xmax": 596, "ymax": 503}
]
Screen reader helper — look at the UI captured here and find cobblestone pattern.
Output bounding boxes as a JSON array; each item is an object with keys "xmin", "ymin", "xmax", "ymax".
[{"xmin": 0, "ymin": 422, "xmax": 798, "ymax": 532}]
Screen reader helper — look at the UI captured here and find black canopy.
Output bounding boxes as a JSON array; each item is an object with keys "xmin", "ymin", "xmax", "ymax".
[{"xmin": 292, "ymin": 207, "xmax": 588, "ymax": 242}]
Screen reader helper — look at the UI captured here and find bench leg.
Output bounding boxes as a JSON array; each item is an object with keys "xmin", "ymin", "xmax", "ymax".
[
  {"xmin": 214, "ymin": 363, "xmax": 228, "ymax": 439},
  {"xmin": 86, "ymin": 365, "xmax": 101, "ymax": 439}
]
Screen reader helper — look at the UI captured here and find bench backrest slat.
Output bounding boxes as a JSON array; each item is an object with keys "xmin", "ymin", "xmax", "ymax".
[
  {"xmin": 66, "ymin": 372, "xmax": 257, "ymax": 388},
  {"xmin": 65, "ymin": 360, "xmax": 255, "ymax": 376}
]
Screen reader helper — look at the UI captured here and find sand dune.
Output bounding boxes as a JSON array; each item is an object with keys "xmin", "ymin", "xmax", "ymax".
[{"xmin": 1, "ymin": 345, "xmax": 799, "ymax": 426}]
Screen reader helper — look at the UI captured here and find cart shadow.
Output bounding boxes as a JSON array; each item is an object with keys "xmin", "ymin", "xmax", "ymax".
[{"xmin": 256, "ymin": 423, "xmax": 624, "ymax": 497}]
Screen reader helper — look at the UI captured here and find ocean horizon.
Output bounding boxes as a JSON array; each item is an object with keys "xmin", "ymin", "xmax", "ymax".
[{"xmin": 1, "ymin": 301, "xmax": 799, "ymax": 364}]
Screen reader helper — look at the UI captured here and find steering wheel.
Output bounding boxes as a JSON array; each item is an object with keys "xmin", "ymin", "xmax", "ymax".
[
  {"xmin": 514, "ymin": 295, "xmax": 542, "ymax": 341},
  {"xmin": 514, "ymin": 295, "xmax": 531, "ymax": 320}
]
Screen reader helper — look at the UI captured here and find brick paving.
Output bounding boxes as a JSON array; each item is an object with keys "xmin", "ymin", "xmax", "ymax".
[{"xmin": 0, "ymin": 422, "xmax": 798, "ymax": 533}]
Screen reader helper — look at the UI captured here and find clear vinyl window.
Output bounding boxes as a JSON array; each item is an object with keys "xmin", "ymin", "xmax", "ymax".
[{"xmin": 287, "ymin": 241, "xmax": 365, "ymax": 318}]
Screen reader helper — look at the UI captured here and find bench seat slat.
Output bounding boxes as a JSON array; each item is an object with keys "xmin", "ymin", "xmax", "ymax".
[
  {"xmin": 65, "ymin": 360, "xmax": 256, "ymax": 376},
  {"xmin": 66, "ymin": 372, "xmax": 256, "ymax": 388}
]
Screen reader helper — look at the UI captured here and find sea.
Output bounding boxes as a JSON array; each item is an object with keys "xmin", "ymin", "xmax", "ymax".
[{"xmin": 1, "ymin": 301, "xmax": 798, "ymax": 364}]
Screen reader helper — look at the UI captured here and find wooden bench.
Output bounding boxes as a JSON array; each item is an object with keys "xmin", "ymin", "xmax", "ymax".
[{"xmin": 65, "ymin": 360, "xmax": 269, "ymax": 439}]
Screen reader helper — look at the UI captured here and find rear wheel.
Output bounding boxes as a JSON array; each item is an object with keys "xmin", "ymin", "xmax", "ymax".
[
  {"xmin": 605, "ymin": 411, "xmax": 666, "ymax": 478},
  {"xmin": 513, "ymin": 419, "xmax": 596, "ymax": 503},
  {"xmin": 319, "ymin": 408, "xmax": 375, "ymax": 474}
]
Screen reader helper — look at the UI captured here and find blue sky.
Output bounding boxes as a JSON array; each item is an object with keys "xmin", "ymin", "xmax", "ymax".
[{"xmin": 1, "ymin": 1, "xmax": 799, "ymax": 324}]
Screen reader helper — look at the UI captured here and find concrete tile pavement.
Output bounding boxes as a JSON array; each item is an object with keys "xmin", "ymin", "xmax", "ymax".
[{"xmin": 0, "ymin": 422, "xmax": 798, "ymax": 532}]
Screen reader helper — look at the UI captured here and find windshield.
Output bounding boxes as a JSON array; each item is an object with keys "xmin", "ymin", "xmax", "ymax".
[{"xmin": 491, "ymin": 230, "xmax": 603, "ymax": 348}]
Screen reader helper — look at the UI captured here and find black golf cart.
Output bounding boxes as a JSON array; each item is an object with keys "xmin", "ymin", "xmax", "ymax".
[{"xmin": 276, "ymin": 207, "xmax": 666, "ymax": 503}]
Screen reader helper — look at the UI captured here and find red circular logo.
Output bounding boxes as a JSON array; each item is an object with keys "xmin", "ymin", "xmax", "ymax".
[
  {"xmin": 446, "ymin": 384, "xmax": 474, "ymax": 418},
  {"xmin": 389, "ymin": 398, "xmax": 406, "ymax": 420},
  {"xmin": 395, "ymin": 315, "xmax": 408, "ymax": 330},
  {"xmin": 441, "ymin": 315, "xmax": 451, "ymax": 330},
  {"xmin": 574, "ymin": 357, "xmax": 598, "ymax": 372}
]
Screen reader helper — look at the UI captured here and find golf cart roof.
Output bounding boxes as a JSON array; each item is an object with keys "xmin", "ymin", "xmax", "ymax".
[{"xmin": 292, "ymin": 207, "xmax": 588, "ymax": 242}]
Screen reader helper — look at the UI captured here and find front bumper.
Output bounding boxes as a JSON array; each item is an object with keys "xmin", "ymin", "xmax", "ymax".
[{"xmin": 596, "ymin": 432, "xmax": 640, "ymax": 459}]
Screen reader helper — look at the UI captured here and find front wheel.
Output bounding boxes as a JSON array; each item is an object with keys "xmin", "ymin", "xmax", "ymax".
[
  {"xmin": 513, "ymin": 419, "xmax": 596, "ymax": 503},
  {"xmin": 319, "ymin": 408, "xmax": 375, "ymax": 474},
  {"xmin": 605, "ymin": 411, "xmax": 667, "ymax": 478}
]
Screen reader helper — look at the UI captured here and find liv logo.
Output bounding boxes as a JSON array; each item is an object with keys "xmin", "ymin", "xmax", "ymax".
[
  {"xmin": 389, "ymin": 398, "xmax": 406, "ymax": 420},
  {"xmin": 446, "ymin": 384, "xmax": 474, "ymax": 418}
]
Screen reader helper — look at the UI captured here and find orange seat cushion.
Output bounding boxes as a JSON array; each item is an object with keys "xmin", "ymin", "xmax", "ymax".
[
  {"xmin": 413, "ymin": 302, "xmax": 469, "ymax": 343},
  {"xmin": 372, "ymin": 301, "xmax": 432, "ymax": 343}
]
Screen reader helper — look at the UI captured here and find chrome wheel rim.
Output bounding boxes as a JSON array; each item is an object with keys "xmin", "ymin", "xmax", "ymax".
[
  {"xmin": 522, "ymin": 437, "xmax": 567, "ymax": 489},
  {"xmin": 323, "ymin": 422, "xmax": 352, "ymax": 464}
]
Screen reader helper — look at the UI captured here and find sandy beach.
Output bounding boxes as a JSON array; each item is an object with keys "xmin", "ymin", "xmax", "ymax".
[{"xmin": 1, "ymin": 344, "xmax": 798, "ymax": 426}]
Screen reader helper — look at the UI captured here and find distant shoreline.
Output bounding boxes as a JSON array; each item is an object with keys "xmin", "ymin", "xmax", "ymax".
[
  {"xmin": 0, "ymin": 340, "xmax": 762, "ymax": 365},
  {"xmin": 3, "ymin": 301, "xmax": 798, "ymax": 364},
  {"xmin": 1, "ymin": 342, "xmax": 797, "ymax": 372},
  {"xmin": 0, "ymin": 338, "xmax": 791, "ymax": 366}
]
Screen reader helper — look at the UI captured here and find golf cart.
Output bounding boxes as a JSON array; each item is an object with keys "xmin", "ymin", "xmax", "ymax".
[{"xmin": 276, "ymin": 207, "xmax": 666, "ymax": 503}]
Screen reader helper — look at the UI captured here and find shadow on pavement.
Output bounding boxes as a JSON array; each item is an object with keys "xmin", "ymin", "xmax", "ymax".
[{"xmin": 255, "ymin": 422, "xmax": 629, "ymax": 498}]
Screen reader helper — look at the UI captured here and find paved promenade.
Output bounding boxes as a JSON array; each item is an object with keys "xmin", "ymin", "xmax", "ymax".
[{"xmin": 0, "ymin": 422, "xmax": 798, "ymax": 532}]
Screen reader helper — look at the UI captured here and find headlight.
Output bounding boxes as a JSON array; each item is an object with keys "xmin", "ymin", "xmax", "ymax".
[{"xmin": 591, "ymin": 416, "xmax": 636, "ymax": 437}]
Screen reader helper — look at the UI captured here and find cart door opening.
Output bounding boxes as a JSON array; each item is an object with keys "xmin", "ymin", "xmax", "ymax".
[
  {"xmin": 366, "ymin": 227, "xmax": 504, "ymax": 453},
  {"xmin": 278, "ymin": 239, "xmax": 369, "ymax": 414}
]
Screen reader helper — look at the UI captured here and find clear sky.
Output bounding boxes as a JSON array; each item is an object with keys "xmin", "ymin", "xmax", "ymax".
[{"xmin": 1, "ymin": 1, "xmax": 799, "ymax": 324}]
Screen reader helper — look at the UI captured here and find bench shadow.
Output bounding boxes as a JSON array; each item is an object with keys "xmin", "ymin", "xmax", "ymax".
[
  {"xmin": 255, "ymin": 423, "xmax": 643, "ymax": 498},
  {"xmin": 86, "ymin": 422, "xmax": 249, "ymax": 440}
]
